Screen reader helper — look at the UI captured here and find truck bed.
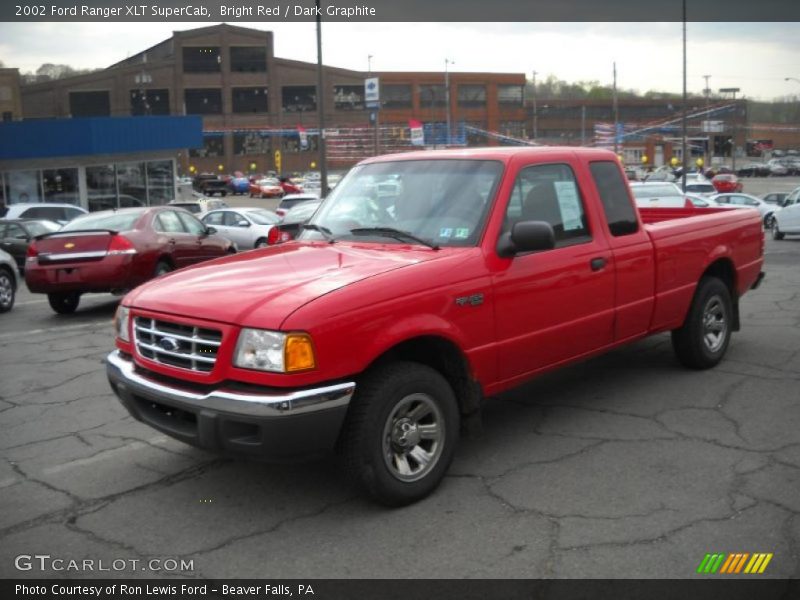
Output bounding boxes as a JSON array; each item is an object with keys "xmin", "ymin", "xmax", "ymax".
[{"xmin": 640, "ymin": 206, "xmax": 764, "ymax": 332}]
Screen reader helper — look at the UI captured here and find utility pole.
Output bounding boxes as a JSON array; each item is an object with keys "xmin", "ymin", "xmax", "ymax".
[
  {"xmin": 368, "ymin": 54, "xmax": 378, "ymax": 156},
  {"xmin": 445, "ymin": 58, "xmax": 454, "ymax": 145},
  {"xmin": 315, "ymin": 0, "xmax": 328, "ymax": 196},
  {"xmin": 681, "ymin": 1, "xmax": 687, "ymax": 192},
  {"xmin": 612, "ymin": 62, "xmax": 619, "ymax": 155},
  {"xmin": 719, "ymin": 87, "xmax": 740, "ymax": 170},
  {"xmin": 581, "ymin": 105, "xmax": 586, "ymax": 146},
  {"xmin": 702, "ymin": 74, "xmax": 711, "ymax": 167},
  {"xmin": 532, "ymin": 70, "xmax": 538, "ymax": 140}
]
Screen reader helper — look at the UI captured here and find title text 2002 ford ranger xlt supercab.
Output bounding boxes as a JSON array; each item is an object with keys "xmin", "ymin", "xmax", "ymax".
[{"xmin": 107, "ymin": 148, "xmax": 764, "ymax": 505}]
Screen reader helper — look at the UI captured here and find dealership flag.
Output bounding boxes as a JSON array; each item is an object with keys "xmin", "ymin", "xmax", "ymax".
[
  {"xmin": 409, "ymin": 119, "xmax": 424, "ymax": 146},
  {"xmin": 298, "ymin": 125, "xmax": 308, "ymax": 149}
]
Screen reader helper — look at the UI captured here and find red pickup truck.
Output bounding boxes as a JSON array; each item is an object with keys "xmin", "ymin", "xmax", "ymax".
[{"xmin": 106, "ymin": 147, "xmax": 764, "ymax": 506}]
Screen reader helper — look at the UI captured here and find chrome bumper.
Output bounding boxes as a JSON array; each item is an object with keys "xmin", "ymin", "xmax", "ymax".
[
  {"xmin": 106, "ymin": 350, "xmax": 355, "ymax": 458},
  {"xmin": 106, "ymin": 350, "xmax": 355, "ymax": 418}
]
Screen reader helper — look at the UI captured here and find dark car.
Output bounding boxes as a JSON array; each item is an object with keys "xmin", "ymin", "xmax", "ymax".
[
  {"xmin": 193, "ymin": 174, "xmax": 229, "ymax": 197},
  {"xmin": 0, "ymin": 219, "xmax": 61, "ymax": 272},
  {"xmin": 25, "ymin": 207, "xmax": 235, "ymax": 314},
  {"xmin": 737, "ymin": 163, "xmax": 771, "ymax": 178}
]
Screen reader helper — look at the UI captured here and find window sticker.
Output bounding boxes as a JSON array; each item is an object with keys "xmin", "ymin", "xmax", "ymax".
[
  {"xmin": 439, "ymin": 227, "xmax": 453, "ymax": 238},
  {"xmin": 455, "ymin": 228, "xmax": 470, "ymax": 239},
  {"xmin": 553, "ymin": 181, "xmax": 584, "ymax": 231}
]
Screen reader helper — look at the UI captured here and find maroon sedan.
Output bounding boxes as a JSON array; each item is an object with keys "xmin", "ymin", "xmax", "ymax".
[
  {"xmin": 712, "ymin": 173, "xmax": 743, "ymax": 194},
  {"xmin": 25, "ymin": 207, "xmax": 235, "ymax": 314}
]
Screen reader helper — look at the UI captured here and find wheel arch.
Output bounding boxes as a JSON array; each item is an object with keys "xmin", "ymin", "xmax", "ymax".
[
  {"xmin": 700, "ymin": 257, "xmax": 739, "ymax": 331},
  {"xmin": 365, "ymin": 335, "xmax": 482, "ymax": 421}
]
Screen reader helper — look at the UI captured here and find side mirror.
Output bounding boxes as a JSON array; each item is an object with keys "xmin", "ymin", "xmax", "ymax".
[
  {"xmin": 205, "ymin": 226, "xmax": 217, "ymax": 235},
  {"xmin": 237, "ymin": 220, "xmax": 251, "ymax": 228},
  {"xmin": 497, "ymin": 221, "xmax": 555, "ymax": 258}
]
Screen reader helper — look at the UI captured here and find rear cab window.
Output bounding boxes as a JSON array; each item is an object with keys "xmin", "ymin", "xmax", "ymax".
[{"xmin": 589, "ymin": 161, "xmax": 639, "ymax": 236}]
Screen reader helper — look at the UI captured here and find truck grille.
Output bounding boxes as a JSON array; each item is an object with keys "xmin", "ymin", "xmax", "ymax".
[{"xmin": 134, "ymin": 317, "xmax": 222, "ymax": 373}]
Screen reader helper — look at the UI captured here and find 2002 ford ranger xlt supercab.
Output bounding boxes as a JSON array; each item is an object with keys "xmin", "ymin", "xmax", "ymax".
[{"xmin": 106, "ymin": 147, "xmax": 765, "ymax": 506}]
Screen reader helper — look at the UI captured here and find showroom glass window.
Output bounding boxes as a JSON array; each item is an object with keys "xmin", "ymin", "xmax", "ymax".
[
  {"xmin": 147, "ymin": 160, "xmax": 175, "ymax": 205},
  {"xmin": 42, "ymin": 168, "xmax": 79, "ymax": 204}
]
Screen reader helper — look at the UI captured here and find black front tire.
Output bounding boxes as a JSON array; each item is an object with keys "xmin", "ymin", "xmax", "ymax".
[
  {"xmin": 47, "ymin": 291, "xmax": 80, "ymax": 315},
  {"xmin": 338, "ymin": 361, "xmax": 459, "ymax": 506},
  {"xmin": 154, "ymin": 260, "xmax": 173, "ymax": 277},
  {"xmin": 671, "ymin": 277, "xmax": 733, "ymax": 369},
  {"xmin": 0, "ymin": 267, "xmax": 16, "ymax": 313},
  {"xmin": 772, "ymin": 223, "xmax": 785, "ymax": 240}
]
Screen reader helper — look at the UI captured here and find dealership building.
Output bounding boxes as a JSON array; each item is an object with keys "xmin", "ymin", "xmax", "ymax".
[
  {"xmin": 0, "ymin": 116, "xmax": 201, "ymax": 211},
  {"xmin": 18, "ymin": 24, "xmax": 529, "ymax": 175}
]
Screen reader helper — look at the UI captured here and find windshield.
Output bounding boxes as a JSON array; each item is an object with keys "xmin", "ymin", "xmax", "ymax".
[
  {"xmin": 61, "ymin": 211, "xmax": 144, "ymax": 232},
  {"xmin": 245, "ymin": 210, "xmax": 280, "ymax": 225},
  {"xmin": 304, "ymin": 159, "xmax": 503, "ymax": 247}
]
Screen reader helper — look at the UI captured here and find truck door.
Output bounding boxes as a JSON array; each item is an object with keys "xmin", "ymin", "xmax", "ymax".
[
  {"xmin": 491, "ymin": 162, "xmax": 615, "ymax": 381},
  {"xmin": 587, "ymin": 160, "xmax": 656, "ymax": 341}
]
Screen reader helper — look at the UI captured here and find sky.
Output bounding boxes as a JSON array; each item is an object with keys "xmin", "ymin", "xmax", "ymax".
[{"xmin": 0, "ymin": 21, "xmax": 799, "ymax": 101}]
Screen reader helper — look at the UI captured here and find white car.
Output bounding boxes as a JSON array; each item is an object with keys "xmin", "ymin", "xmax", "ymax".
[
  {"xmin": 201, "ymin": 207, "xmax": 281, "ymax": 249},
  {"xmin": 711, "ymin": 193, "xmax": 777, "ymax": 225},
  {"xmin": 2, "ymin": 203, "xmax": 87, "ymax": 224},
  {"xmin": 772, "ymin": 186, "xmax": 800, "ymax": 240},
  {"xmin": 0, "ymin": 248, "xmax": 18, "ymax": 312},
  {"xmin": 168, "ymin": 198, "xmax": 229, "ymax": 216},
  {"xmin": 628, "ymin": 182, "xmax": 686, "ymax": 208},
  {"xmin": 684, "ymin": 194, "xmax": 737, "ymax": 209}
]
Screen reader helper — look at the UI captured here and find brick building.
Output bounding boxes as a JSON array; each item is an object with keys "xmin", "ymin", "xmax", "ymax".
[
  {"xmin": 0, "ymin": 68, "xmax": 23, "ymax": 122},
  {"xmin": 19, "ymin": 24, "xmax": 527, "ymax": 174}
]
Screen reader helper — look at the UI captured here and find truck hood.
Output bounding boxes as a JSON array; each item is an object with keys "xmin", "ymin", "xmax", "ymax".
[{"xmin": 126, "ymin": 242, "xmax": 450, "ymax": 329}]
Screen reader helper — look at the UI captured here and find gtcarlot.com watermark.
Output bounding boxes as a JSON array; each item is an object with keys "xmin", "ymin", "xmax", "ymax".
[{"xmin": 14, "ymin": 554, "xmax": 194, "ymax": 573}]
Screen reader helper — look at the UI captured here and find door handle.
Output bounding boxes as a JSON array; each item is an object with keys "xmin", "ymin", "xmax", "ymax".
[
  {"xmin": 590, "ymin": 257, "xmax": 607, "ymax": 271},
  {"xmin": 167, "ymin": 238, "xmax": 176, "ymax": 245}
]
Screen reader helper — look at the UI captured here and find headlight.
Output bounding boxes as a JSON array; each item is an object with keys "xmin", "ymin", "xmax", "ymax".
[
  {"xmin": 114, "ymin": 305, "xmax": 131, "ymax": 342},
  {"xmin": 234, "ymin": 329, "xmax": 316, "ymax": 373}
]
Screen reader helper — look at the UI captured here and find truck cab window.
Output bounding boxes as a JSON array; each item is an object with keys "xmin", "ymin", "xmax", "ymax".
[
  {"xmin": 589, "ymin": 161, "xmax": 639, "ymax": 236},
  {"xmin": 505, "ymin": 163, "xmax": 591, "ymax": 247}
]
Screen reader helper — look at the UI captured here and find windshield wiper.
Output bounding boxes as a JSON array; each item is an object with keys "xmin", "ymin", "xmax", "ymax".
[
  {"xmin": 301, "ymin": 223, "xmax": 336, "ymax": 243},
  {"xmin": 349, "ymin": 227, "xmax": 440, "ymax": 250}
]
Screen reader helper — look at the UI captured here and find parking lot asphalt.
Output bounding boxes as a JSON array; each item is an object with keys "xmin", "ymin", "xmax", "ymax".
[{"xmin": 1, "ymin": 224, "xmax": 799, "ymax": 579}]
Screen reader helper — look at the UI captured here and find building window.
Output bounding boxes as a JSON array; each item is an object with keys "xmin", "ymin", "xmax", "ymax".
[
  {"xmin": 382, "ymin": 84, "xmax": 412, "ymax": 109},
  {"xmin": 147, "ymin": 160, "xmax": 175, "ymax": 205},
  {"xmin": 189, "ymin": 135, "xmax": 224, "ymax": 158},
  {"xmin": 130, "ymin": 89, "xmax": 170, "ymax": 115},
  {"xmin": 233, "ymin": 132, "xmax": 271, "ymax": 155},
  {"xmin": 282, "ymin": 86, "xmax": 316, "ymax": 112},
  {"xmin": 116, "ymin": 162, "xmax": 147, "ymax": 207},
  {"xmin": 86, "ymin": 164, "xmax": 116, "ymax": 211},
  {"xmin": 232, "ymin": 87, "xmax": 268, "ymax": 114},
  {"xmin": 419, "ymin": 84, "xmax": 446, "ymax": 108},
  {"xmin": 333, "ymin": 85, "xmax": 365, "ymax": 111},
  {"xmin": 183, "ymin": 47, "xmax": 221, "ymax": 73},
  {"xmin": 184, "ymin": 88, "xmax": 222, "ymax": 115},
  {"xmin": 230, "ymin": 46, "xmax": 267, "ymax": 73},
  {"xmin": 282, "ymin": 134, "xmax": 318, "ymax": 153},
  {"xmin": 457, "ymin": 85, "xmax": 486, "ymax": 108},
  {"xmin": 500, "ymin": 121, "xmax": 527, "ymax": 139},
  {"xmin": 42, "ymin": 168, "xmax": 79, "ymax": 204},
  {"xmin": 6, "ymin": 170, "xmax": 42, "ymax": 203},
  {"xmin": 498, "ymin": 84, "xmax": 524, "ymax": 106},
  {"xmin": 0, "ymin": 85, "xmax": 11, "ymax": 101},
  {"xmin": 69, "ymin": 91, "xmax": 110, "ymax": 117}
]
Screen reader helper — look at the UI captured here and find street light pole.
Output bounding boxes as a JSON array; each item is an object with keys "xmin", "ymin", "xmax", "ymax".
[
  {"xmin": 719, "ymin": 87, "xmax": 741, "ymax": 170},
  {"xmin": 315, "ymin": 0, "xmax": 327, "ymax": 196},
  {"xmin": 445, "ymin": 58, "xmax": 454, "ymax": 145},
  {"xmin": 531, "ymin": 70, "xmax": 537, "ymax": 140}
]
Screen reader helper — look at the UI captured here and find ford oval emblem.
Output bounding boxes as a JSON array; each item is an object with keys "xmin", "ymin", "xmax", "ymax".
[{"xmin": 159, "ymin": 337, "xmax": 180, "ymax": 352}]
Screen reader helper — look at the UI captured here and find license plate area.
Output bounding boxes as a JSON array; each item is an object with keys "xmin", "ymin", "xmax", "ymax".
[{"xmin": 58, "ymin": 268, "xmax": 81, "ymax": 283}]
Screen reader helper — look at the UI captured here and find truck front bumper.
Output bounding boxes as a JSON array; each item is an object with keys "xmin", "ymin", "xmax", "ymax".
[{"xmin": 106, "ymin": 350, "xmax": 355, "ymax": 459}]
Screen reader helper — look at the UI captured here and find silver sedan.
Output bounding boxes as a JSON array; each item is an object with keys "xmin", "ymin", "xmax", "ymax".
[{"xmin": 201, "ymin": 207, "xmax": 281, "ymax": 250}]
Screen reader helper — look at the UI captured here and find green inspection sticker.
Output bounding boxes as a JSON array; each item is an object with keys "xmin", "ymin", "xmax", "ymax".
[{"xmin": 455, "ymin": 228, "xmax": 470, "ymax": 238}]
